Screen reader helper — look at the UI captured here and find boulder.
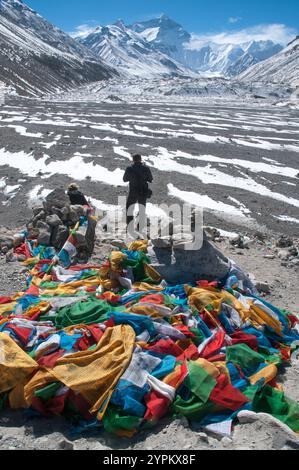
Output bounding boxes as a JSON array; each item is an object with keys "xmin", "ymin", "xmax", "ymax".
[
  {"xmin": 58, "ymin": 439, "xmax": 74, "ymax": 451},
  {"xmin": 51, "ymin": 225, "xmax": 69, "ymax": 250},
  {"xmin": 276, "ymin": 235, "xmax": 293, "ymax": 248},
  {"xmin": 221, "ymin": 437, "xmax": 233, "ymax": 448},
  {"xmin": 237, "ymin": 411, "xmax": 299, "ymax": 450},
  {"xmin": 229, "ymin": 234, "xmax": 248, "ymax": 249},
  {"xmin": 31, "ymin": 204, "xmax": 44, "ymax": 216},
  {"xmin": 13, "ymin": 233, "xmax": 25, "ymax": 248},
  {"xmin": 288, "ymin": 246, "xmax": 298, "ymax": 257},
  {"xmin": 37, "ymin": 230, "xmax": 51, "ymax": 246},
  {"xmin": 290, "ymin": 258, "xmax": 299, "ymax": 267},
  {"xmin": 68, "ymin": 207, "xmax": 80, "ymax": 225},
  {"xmin": 278, "ymin": 249, "xmax": 291, "ymax": 261},
  {"xmin": 0, "ymin": 238, "xmax": 14, "ymax": 251},
  {"xmin": 46, "ymin": 214, "xmax": 62, "ymax": 227},
  {"xmin": 44, "ymin": 188, "xmax": 69, "ymax": 211},
  {"xmin": 254, "ymin": 281, "xmax": 271, "ymax": 294},
  {"xmin": 70, "ymin": 205, "xmax": 85, "ymax": 218},
  {"xmin": 27, "ymin": 228, "xmax": 40, "ymax": 240},
  {"xmin": 33, "ymin": 210, "xmax": 46, "ymax": 226},
  {"xmin": 1, "ymin": 245, "xmax": 10, "ymax": 254},
  {"xmin": 205, "ymin": 227, "xmax": 221, "ymax": 241},
  {"xmin": 6, "ymin": 250, "xmax": 17, "ymax": 263},
  {"xmin": 52, "ymin": 206, "xmax": 69, "ymax": 223},
  {"xmin": 148, "ymin": 231, "xmax": 230, "ymax": 285},
  {"xmin": 36, "ymin": 220, "xmax": 50, "ymax": 232}
]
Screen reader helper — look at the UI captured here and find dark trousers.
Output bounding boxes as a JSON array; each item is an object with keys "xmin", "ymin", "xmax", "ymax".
[{"xmin": 126, "ymin": 192, "xmax": 147, "ymax": 233}]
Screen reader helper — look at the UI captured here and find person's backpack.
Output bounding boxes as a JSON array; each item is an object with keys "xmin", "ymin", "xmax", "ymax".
[{"xmin": 146, "ymin": 187, "xmax": 153, "ymax": 199}]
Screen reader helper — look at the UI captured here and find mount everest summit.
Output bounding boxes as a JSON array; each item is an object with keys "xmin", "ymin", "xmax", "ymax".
[{"xmin": 77, "ymin": 20, "xmax": 193, "ymax": 79}]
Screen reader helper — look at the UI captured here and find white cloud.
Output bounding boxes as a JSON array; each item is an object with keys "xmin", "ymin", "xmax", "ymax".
[
  {"xmin": 228, "ymin": 17, "xmax": 242, "ymax": 24},
  {"xmin": 69, "ymin": 22, "xmax": 99, "ymax": 38},
  {"xmin": 187, "ymin": 23, "xmax": 298, "ymax": 49}
]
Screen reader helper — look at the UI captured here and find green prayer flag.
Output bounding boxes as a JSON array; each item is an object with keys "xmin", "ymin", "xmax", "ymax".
[
  {"xmin": 55, "ymin": 299, "xmax": 112, "ymax": 328},
  {"xmin": 187, "ymin": 361, "xmax": 217, "ymax": 403},
  {"xmin": 227, "ymin": 344, "xmax": 266, "ymax": 372}
]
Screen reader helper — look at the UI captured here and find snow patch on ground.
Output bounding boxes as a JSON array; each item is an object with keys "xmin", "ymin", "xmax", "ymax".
[
  {"xmin": 7, "ymin": 125, "xmax": 43, "ymax": 138},
  {"xmin": 157, "ymin": 147, "xmax": 298, "ymax": 178},
  {"xmin": 0, "ymin": 148, "xmax": 126, "ymax": 187},
  {"xmin": 28, "ymin": 185, "xmax": 52, "ymax": 203},
  {"xmin": 145, "ymin": 148, "xmax": 299, "ymax": 209},
  {"xmin": 168, "ymin": 183, "xmax": 249, "ymax": 218},
  {"xmin": 274, "ymin": 215, "xmax": 299, "ymax": 225}
]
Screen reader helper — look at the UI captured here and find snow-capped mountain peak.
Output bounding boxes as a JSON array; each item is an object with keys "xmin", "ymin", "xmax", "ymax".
[
  {"xmin": 79, "ymin": 21, "xmax": 195, "ymax": 78},
  {"xmin": 131, "ymin": 14, "xmax": 191, "ymax": 51},
  {"xmin": 113, "ymin": 19, "xmax": 126, "ymax": 30}
]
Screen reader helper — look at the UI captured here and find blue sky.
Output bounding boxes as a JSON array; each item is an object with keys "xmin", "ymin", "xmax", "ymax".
[{"xmin": 26, "ymin": 0, "xmax": 298, "ymax": 45}]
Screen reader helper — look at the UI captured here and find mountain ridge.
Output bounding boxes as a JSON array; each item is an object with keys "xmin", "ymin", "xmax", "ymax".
[
  {"xmin": 79, "ymin": 14, "xmax": 284, "ymax": 78},
  {"xmin": 77, "ymin": 20, "xmax": 195, "ymax": 78},
  {"xmin": 0, "ymin": 0, "xmax": 115, "ymax": 96},
  {"xmin": 238, "ymin": 36, "xmax": 299, "ymax": 87}
]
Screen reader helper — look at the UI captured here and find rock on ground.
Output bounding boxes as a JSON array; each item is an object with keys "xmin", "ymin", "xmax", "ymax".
[{"xmin": 0, "ymin": 409, "xmax": 298, "ymax": 450}]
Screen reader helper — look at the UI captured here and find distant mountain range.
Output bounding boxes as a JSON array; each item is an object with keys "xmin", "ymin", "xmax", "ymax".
[
  {"xmin": 0, "ymin": 1, "xmax": 297, "ymax": 97},
  {"xmin": 79, "ymin": 15, "xmax": 283, "ymax": 78}
]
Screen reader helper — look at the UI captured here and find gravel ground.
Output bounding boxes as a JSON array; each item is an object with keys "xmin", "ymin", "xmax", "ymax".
[{"xmin": 0, "ymin": 97, "xmax": 298, "ymax": 237}]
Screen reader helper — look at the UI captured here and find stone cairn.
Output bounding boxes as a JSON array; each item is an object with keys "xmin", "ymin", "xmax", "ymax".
[{"xmin": 0, "ymin": 188, "xmax": 96, "ymax": 264}]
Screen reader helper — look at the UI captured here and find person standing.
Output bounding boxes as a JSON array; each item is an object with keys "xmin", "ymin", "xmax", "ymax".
[{"xmin": 123, "ymin": 154, "xmax": 153, "ymax": 235}]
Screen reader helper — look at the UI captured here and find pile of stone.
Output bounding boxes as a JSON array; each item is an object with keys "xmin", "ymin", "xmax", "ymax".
[
  {"xmin": 229, "ymin": 235, "xmax": 251, "ymax": 250},
  {"xmin": 0, "ymin": 229, "xmax": 25, "ymax": 260},
  {"xmin": 275, "ymin": 235, "xmax": 299, "ymax": 269},
  {"xmin": 1, "ymin": 188, "xmax": 97, "ymax": 264}
]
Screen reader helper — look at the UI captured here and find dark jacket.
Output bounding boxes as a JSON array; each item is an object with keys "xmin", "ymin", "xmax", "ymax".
[
  {"xmin": 123, "ymin": 163, "xmax": 153, "ymax": 196},
  {"xmin": 67, "ymin": 189, "xmax": 89, "ymax": 206}
]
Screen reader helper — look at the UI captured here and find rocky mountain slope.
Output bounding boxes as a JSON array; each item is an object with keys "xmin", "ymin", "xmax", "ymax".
[
  {"xmin": 0, "ymin": 0, "xmax": 115, "ymax": 96},
  {"xmin": 239, "ymin": 36, "xmax": 299, "ymax": 88}
]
